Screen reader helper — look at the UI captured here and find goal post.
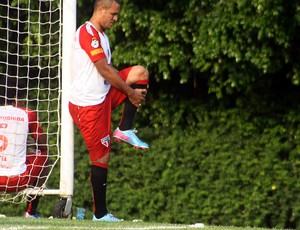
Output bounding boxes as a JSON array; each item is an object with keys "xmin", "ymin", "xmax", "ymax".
[
  {"xmin": 59, "ymin": 0, "xmax": 76, "ymax": 215},
  {"xmin": 0, "ymin": 0, "xmax": 77, "ymax": 217}
]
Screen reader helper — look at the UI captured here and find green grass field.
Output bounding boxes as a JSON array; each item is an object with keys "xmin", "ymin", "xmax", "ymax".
[{"xmin": 0, "ymin": 217, "xmax": 292, "ymax": 230}]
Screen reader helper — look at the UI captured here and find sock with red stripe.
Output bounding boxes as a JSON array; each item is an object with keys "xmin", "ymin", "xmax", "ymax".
[
  {"xmin": 91, "ymin": 165, "xmax": 108, "ymax": 219},
  {"xmin": 26, "ymin": 196, "xmax": 40, "ymax": 215}
]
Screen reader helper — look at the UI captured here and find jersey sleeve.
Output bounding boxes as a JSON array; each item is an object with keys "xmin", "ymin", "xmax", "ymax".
[{"xmin": 78, "ymin": 25, "xmax": 106, "ymax": 63}]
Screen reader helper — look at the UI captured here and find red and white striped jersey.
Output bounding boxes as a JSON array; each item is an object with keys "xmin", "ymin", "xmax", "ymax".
[{"xmin": 69, "ymin": 21, "xmax": 112, "ymax": 106}]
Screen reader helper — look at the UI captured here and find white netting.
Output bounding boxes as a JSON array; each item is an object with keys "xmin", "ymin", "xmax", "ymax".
[{"xmin": 0, "ymin": 0, "xmax": 61, "ymax": 203}]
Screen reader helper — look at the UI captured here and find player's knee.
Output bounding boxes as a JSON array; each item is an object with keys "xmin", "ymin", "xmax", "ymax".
[
  {"xmin": 127, "ymin": 65, "xmax": 149, "ymax": 86},
  {"xmin": 134, "ymin": 65, "xmax": 149, "ymax": 81},
  {"xmin": 141, "ymin": 66, "xmax": 149, "ymax": 81}
]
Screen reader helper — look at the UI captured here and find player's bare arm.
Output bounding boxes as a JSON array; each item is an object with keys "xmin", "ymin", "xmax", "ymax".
[{"xmin": 94, "ymin": 58, "xmax": 146, "ymax": 107}]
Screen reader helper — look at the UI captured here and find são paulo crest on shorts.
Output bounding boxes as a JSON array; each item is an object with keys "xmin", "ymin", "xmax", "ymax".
[{"xmin": 101, "ymin": 135, "xmax": 110, "ymax": 147}]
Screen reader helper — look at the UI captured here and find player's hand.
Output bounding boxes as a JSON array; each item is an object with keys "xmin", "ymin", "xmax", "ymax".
[{"xmin": 128, "ymin": 88, "xmax": 147, "ymax": 107}]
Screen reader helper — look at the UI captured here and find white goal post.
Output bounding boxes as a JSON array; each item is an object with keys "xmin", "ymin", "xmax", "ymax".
[{"xmin": 0, "ymin": 0, "xmax": 76, "ymax": 218}]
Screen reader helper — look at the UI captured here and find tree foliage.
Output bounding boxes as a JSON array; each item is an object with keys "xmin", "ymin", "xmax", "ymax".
[{"xmin": 101, "ymin": 0, "xmax": 300, "ymax": 98}]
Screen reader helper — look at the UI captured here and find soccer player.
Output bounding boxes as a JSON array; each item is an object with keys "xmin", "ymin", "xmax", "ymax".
[
  {"xmin": 0, "ymin": 79, "xmax": 48, "ymax": 218},
  {"xmin": 68, "ymin": 0, "xmax": 149, "ymax": 222}
]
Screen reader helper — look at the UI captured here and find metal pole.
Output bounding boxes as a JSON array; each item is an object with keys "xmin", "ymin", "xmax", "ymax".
[{"xmin": 61, "ymin": 0, "xmax": 76, "ymax": 200}]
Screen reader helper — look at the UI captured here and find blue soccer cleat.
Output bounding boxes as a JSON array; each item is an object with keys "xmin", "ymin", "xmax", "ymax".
[
  {"xmin": 113, "ymin": 128, "xmax": 149, "ymax": 150},
  {"xmin": 92, "ymin": 213, "xmax": 123, "ymax": 222}
]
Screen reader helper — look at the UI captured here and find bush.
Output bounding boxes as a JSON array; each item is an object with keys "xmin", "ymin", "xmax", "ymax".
[
  {"xmin": 2, "ymin": 98, "xmax": 300, "ymax": 229},
  {"xmin": 107, "ymin": 99, "xmax": 300, "ymax": 229}
]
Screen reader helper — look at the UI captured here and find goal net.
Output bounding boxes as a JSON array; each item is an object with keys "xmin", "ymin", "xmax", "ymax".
[{"xmin": 0, "ymin": 0, "xmax": 62, "ymax": 203}]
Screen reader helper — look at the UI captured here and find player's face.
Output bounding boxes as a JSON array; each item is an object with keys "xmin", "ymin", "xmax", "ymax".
[{"xmin": 98, "ymin": 1, "xmax": 120, "ymax": 30}]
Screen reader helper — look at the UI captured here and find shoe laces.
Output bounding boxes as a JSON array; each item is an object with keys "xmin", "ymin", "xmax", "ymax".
[{"xmin": 132, "ymin": 128, "xmax": 138, "ymax": 134}]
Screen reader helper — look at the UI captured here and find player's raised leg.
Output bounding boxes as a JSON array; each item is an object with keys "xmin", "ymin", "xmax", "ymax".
[{"xmin": 113, "ymin": 65, "xmax": 149, "ymax": 150}]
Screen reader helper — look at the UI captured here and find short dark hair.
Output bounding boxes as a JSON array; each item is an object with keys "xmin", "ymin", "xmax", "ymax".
[
  {"xmin": 0, "ymin": 76, "xmax": 27, "ymax": 105},
  {"xmin": 93, "ymin": 0, "xmax": 120, "ymax": 11}
]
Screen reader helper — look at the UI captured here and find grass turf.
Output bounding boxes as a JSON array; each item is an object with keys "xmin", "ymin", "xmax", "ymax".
[{"xmin": 0, "ymin": 217, "xmax": 292, "ymax": 230}]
